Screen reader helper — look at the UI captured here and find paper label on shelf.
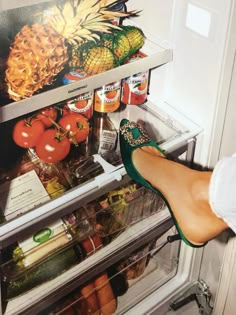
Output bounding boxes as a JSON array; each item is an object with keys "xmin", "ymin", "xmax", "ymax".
[{"xmin": 0, "ymin": 170, "xmax": 50, "ymax": 221}]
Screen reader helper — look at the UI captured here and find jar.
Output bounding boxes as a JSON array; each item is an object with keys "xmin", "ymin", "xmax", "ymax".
[
  {"xmin": 63, "ymin": 69, "xmax": 93, "ymax": 119},
  {"xmin": 121, "ymin": 52, "xmax": 149, "ymax": 105},
  {"xmin": 94, "ymin": 81, "xmax": 121, "ymax": 113}
]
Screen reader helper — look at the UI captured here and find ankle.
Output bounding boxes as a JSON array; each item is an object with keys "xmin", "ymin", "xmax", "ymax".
[{"xmin": 190, "ymin": 171, "xmax": 211, "ymax": 202}]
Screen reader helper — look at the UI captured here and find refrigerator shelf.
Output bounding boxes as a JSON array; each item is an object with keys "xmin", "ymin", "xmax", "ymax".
[
  {"xmin": 0, "ymin": 103, "xmax": 201, "ymax": 249},
  {"xmin": 3, "ymin": 210, "xmax": 173, "ymax": 315},
  {"xmin": 0, "ymin": 45, "xmax": 172, "ymax": 123},
  {"xmin": 44, "ymin": 230, "xmax": 180, "ymax": 315},
  {"xmin": 1, "ymin": 183, "xmax": 165, "ymax": 282},
  {"xmin": 0, "ymin": 1, "xmax": 173, "ymax": 123}
]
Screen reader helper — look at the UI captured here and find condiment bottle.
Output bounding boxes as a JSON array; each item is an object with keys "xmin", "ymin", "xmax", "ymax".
[
  {"xmin": 63, "ymin": 68, "xmax": 94, "ymax": 119},
  {"xmin": 91, "ymin": 111, "xmax": 118, "ymax": 159},
  {"xmin": 94, "ymin": 81, "xmax": 121, "ymax": 113},
  {"xmin": 121, "ymin": 52, "xmax": 149, "ymax": 105}
]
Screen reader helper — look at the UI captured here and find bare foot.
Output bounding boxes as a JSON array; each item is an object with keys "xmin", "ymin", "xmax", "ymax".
[{"xmin": 132, "ymin": 147, "xmax": 228, "ymax": 244}]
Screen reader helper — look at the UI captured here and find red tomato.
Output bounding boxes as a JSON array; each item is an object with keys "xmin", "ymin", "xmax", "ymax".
[
  {"xmin": 13, "ymin": 118, "xmax": 45, "ymax": 148},
  {"xmin": 36, "ymin": 107, "xmax": 57, "ymax": 127},
  {"xmin": 35, "ymin": 129, "xmax": 71, "ymax": 163},
  {"xmin": 61, "ymin": 104, "xmax": 77, "ymax": 117},
  {"xmin": 58, "ymin": 113, "xmax": 89, "ymax": 144}
]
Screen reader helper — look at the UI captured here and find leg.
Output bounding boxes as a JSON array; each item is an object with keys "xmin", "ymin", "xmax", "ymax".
[{"xmin": 132, "ymin": 147, "xmax": 228, "ymax": 244}]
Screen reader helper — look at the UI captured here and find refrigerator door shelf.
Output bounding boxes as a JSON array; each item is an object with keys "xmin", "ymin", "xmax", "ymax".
[{"xmin": 4, "ymin": 210, "xmax": 174, "ymax": 315}]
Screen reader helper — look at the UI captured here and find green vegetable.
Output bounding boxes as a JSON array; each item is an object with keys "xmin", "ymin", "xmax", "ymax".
[{"xmin": 6, "ymin": 245, "xmax": 83, "ymax": 299}]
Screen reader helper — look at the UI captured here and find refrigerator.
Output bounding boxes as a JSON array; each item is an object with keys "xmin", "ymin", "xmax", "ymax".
[{"xmin": 0, "ymin": 0, "xmax": 235, "ymax": 314}]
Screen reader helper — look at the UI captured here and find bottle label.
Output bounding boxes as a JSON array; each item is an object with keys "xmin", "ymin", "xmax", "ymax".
[
  {"xmin": 126, "ymin": 72, "xmax": 148, "ymax": 95},
  {"xmin": 121, "ymin": 71, "xmax": 149, "ymax": 105},
  {"xmin": 67, "ymin": 92, "xmax": 94, "ymax": 119},
  {"xmin": 98, "ymin": 129, "xmax": 117, "ymax": 154},
  {"xmin": 95, "ymin": 81, "xmax": 121, "ymax": 113}
]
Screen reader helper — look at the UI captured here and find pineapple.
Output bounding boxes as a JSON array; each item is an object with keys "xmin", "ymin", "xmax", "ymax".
[
  {"xmin": 100, "ymin": 31, "xmax": 131, "ymax": 63},
  {"xmin": 83, "ymin": 46, "xmax": 118, "ymax": 75},
  {"xmin": 121, "ymin": 25, "xmax": 146, "ymax": 55},
  {"xmin": 6, "ymin": 24, "xmax": 68, "ymax": 101},
  {"xmin": 5, "ymin": 0, "xmax": 135, "ymax": 101},
  {"xmin": 69, "ymin": 40, "xmax": 97, "ymax": 69}
]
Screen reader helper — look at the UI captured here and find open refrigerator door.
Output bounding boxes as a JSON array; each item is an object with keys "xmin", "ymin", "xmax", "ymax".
[{"xmin": 0, "ymin": 0, "xmax": 233, "ymax": 314}]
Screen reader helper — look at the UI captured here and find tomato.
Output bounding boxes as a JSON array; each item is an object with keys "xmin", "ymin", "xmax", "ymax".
[
  {"xmin": 13, "ymin": 118, "xmax": 45, "ymax": 148},
  {"xmin": 62, "ymin": 104, "xmax": 76, "ymax": 117},
  {"xmin": 36, "ymin": 107, "xmax": 57, "ymax": 127},
  {"xmin": 58, "ymin": 113, "xmax": 90, "ymax": 144},
  {"xmin": 35, "ymin": 129, "xmax": 71, "ymax": 163}
]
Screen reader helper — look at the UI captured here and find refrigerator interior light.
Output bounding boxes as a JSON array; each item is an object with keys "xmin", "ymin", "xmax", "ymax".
[{"xmin": 185, "ymin": 3, "xmax": 212, "ymax": 38}]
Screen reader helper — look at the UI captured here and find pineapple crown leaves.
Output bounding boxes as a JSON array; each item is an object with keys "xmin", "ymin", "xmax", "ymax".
[{"xmin": 40, "ymin": 0, "xmax": 139, "ymax": 45}]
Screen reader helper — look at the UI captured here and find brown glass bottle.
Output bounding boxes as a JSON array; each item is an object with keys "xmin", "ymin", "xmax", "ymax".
[{"xmin": 91, "ymin": 112, "xmax": 118, "ymax": 159}]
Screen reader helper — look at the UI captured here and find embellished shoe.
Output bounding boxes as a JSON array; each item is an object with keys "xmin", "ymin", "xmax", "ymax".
[{"xmin": 119, "ymin": 118, "xmax": 205, "ymax": 248}]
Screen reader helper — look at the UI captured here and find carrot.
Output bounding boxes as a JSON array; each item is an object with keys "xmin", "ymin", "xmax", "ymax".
[
  {"xmin": 80, "ymin": 282, "xmax": 101, "ymax": 315},
  {"xmin": 94, "ymin": 273, "xmax": 117, "ymax": 315}
]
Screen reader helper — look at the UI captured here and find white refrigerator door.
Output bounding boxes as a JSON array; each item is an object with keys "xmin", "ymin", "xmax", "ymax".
[{"xmin": 124, "ymin": 0, "xmax": 236, "ymax": 314}]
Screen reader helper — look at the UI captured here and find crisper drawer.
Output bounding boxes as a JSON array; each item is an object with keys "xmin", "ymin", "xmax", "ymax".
[
  {"xmin": 40, "ymin": 228, "xmax": 180, "ymax": 315},
  {"xmin": 0, "ymin": 180, "xmax": 174, "ymax": 315}
]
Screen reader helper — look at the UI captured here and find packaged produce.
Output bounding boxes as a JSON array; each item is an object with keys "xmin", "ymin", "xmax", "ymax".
[
  {"xmin": 121, "ymin": 51, "xmax": 149, "ymax": 105},
  {"xmin": 94, "ymin": 273, "xmax": 117, "ymax": 315},
  {"xmin": 107, "ymin": 265, "xmax": 129, "ymax": 297},
  {"xmin": 18, "ymin": 150, "xmax": 70, "ymax": 196},
  {"xmin": 117, "ymin": 244, "xmax": 150, "ymax": 280},
  {"xmin": 59, "ymin": 155, "xmax": 104, "ymax": 187},
  {"xmin": 81, "ymin": 235, "xmax": 103, "ymax": 256},
  {"xmin": 3, "ymin": 242, "xmax": 85, "ymax": 299},
  {"xmin": 62, "ymin": 207, "xmax": 92, "ymax": 238},
  {"xmin": 85, "ymin": 200, "xmax": 124, "ymax": 239},
  {"xmin": 0, "ymin": 152, "xmax": 70, "ymax": 221},
  {"xmin": 80, "ymin": 282, "xmax": 101, "ymax": 315},
  {"xmin": 12, "ymin": 219, "xmax": 72, "ymax": 269}
]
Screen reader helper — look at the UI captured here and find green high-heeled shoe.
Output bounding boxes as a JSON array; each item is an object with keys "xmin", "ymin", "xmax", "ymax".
[{"xmin": 119, "ymin": 118, "xmax": 205, "ymax": 248}]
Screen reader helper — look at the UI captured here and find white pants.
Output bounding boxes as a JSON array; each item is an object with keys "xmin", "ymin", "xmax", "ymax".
[{"xmin": 209, "ymin": 155, "xmax": 236, "ymax": 233}]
